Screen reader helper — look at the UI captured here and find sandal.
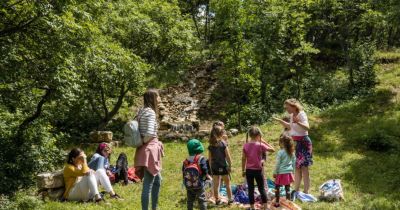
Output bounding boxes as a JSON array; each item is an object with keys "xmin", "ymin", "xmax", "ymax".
[
  {"xmin": 110, "ymin": 193, "xmax": 123, "ymax": 200},
  {"xmin": 215, "ymin": 199, "xmax": 223, "ymax": 205}
]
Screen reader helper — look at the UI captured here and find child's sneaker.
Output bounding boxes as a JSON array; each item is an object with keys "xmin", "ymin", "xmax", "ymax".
[{"xmin": 228, "ymin": 199, "xmax": 234, "ymax": 205}]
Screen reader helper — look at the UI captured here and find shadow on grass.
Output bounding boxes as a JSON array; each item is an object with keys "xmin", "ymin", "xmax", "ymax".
[
  {"xmin": 312, "ymin": 89, "xmax": 399, "ymax": 154},
  {"xmin": 311, "ymin": 88, "xmax": 400, "ymax": 208}
]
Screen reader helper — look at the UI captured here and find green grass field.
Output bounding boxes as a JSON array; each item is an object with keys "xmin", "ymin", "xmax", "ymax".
[{"xmin": 11, "ymin": 56, "xmax": 400, "ymax": 210}]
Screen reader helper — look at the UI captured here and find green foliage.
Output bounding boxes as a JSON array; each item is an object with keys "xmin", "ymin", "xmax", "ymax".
[{"xmin": 0, "ymin": 0, "xmax": 198, "ymax": 194}]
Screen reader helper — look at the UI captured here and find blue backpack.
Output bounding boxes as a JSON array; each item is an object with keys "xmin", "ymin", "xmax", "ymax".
[{"xmin": 183, "ymin": 155, "xmax": 203, "ymax": 189}]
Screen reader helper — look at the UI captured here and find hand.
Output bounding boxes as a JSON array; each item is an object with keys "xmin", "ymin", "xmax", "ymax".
[
  {"xmin": 242, "ymin": 171, "xmax": 246, "ymax": 177},
  {"xmin": 273, "ymin": 174, "xmax": 277, "ymax": 178},
  {"xmin": 106, "ymin": 170, "xmax": 113, "ymax": 176},
  {"xmin": 227, "ymin": 167, "xmax": 232, "ymax": 173},
  {"xmin": 293, "ymin": 115, "xmax": 299, "ymax": 123}
]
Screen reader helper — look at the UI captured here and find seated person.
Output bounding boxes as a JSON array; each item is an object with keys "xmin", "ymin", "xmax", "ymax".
[
  {"xmin": 88, "ymin": 143, "xmax": 121, "ymax": 199},
  {"xmin": 63, "ymin": 148, "xmax": 104, "ymax": 202}
]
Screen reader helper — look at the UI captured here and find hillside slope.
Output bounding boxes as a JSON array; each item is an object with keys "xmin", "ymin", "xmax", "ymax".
[{"xmin": 30, "ymin": 53, "xmax": 400, "ymax": 210}]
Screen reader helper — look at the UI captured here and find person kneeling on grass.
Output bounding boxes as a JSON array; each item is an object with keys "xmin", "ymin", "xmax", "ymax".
[
  {"xmin": 183, "ymin": 139, "xmax": 212, "ymax": 210},
  {"xmin": 63, "ymin": 148, "xmax": 104, "ymax": 203},
  {"xmin": 88, "ymin": 143, "xmax": 121, "ymax": 199}
]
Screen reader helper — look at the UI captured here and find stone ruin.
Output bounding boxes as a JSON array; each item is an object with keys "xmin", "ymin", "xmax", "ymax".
[{"xmin": 157, "ymin": 61, "xmax": 219, "ymax": 141}]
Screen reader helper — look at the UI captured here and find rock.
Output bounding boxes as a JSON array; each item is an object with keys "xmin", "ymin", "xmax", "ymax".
[
  {"xmin": 48, "ymin": 188, "xmax": 65, "ymax": 201},
  {"xmin": 37, "ymin": 170, "xmax": 64, "ymax": 189},
  {"xmin": 164, "ymin": 132, "xmax": 179, "ymax": 140},
  {"xmin": 180, "ymin": 136, "xmax": 189, "ymax": 142},
  {"xmin": 197, "ymin": 130, "xmax": 210, "ymax": 138},
  {"xmin": 110, "ymin": 141, "xmax": 122, "ymax": 148},
  {"xmin": 89, "ymin": 131, "xmax": 113, "ymax": 143},
  {"xmin": 229, "ymin": 128, "xmax": 239, "ymax": 136}
]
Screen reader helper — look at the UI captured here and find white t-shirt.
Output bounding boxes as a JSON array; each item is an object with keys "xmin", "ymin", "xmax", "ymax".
[{"xmin": 289, "ymin": 111, "xmax": 309, "ymax": 136}]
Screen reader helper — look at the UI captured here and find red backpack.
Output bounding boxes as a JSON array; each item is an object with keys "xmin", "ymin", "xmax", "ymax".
[{"xmin": 183, "ymin": 155, "xmax": 203, "ymax": 189}]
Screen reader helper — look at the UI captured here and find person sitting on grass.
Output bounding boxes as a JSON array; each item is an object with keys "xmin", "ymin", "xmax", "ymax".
[
  {"xmin": 242, "ymin": 126, "xmax": 275, "ymax": 210},
  {"xmin": 88, "ymin": 143, "xmax": 121, "ymax": 199},
  {"xmin": 183, "ymin": 139, "xmax": 212, "ymax": 210},
  {"xmin": 63, "ymin": 148, "xmax": 104, "ymax": 203},
  {"xmin": 273, "ymin": 135, "xmax": 296, "ymax": 208},
  {"xmin": 208, "ymin": 125, "xmax": 233, "ymax": 205}
]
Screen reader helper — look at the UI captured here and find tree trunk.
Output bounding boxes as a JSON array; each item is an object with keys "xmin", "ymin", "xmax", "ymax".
[{"xmin": 97, "ymin": 85, "xmax": 128, "ymax": 131}]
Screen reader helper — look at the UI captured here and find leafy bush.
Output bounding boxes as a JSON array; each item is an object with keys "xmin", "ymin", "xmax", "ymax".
[{"xmin": 0, "ymin": 112, "xmax": 65, "ymax": 194}]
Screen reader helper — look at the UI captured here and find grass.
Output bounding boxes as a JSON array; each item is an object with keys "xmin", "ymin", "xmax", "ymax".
[{"xmin": 13, "ymin": 54, "xmax": 400, "ymax": 210}]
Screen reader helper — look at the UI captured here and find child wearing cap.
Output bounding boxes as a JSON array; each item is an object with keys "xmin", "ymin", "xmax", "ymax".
[{"xmin": 182, "ymin": 139, "xmax": 212, "ymax": 210}]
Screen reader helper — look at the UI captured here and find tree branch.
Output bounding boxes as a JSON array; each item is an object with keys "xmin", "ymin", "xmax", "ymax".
[{"xmin": 17, "ymin": 87, "xmax": 53, "ymax": 135}]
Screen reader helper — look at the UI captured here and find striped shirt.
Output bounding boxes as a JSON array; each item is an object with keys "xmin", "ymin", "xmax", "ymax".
[{"xmin": 138, "ymin": 107, "xmax": 158, "ymax": 142}]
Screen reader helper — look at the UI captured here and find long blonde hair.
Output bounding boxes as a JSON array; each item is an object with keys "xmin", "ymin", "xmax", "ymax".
[
  {"xmin": 246, "ymin": 126, "xmax": 263, "ymax": 143},
  {"xmin": 284, "ymin": 98, "xmax": 303, "ymax": 112}
]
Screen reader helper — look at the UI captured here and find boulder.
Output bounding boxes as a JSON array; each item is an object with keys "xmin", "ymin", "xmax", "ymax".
[
  {"xmin": 89, "ymin": 131, "xmax": 113, "ymax": 143},
  {"xmin": 48, "ymin": 188, "xmax": 65, "ymax": 201},
  {"xmin": 37, "ymin": 170, "xmax": 64, "ymax": 189},
  {"xmin": 229, "ymin": 128, "xmax": 239, "ymax": 136}
]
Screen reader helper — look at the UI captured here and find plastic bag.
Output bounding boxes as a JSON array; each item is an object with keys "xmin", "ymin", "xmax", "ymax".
[{"xmin": 319, "ymin": 179, "xmax": 344, "ymax": 201}]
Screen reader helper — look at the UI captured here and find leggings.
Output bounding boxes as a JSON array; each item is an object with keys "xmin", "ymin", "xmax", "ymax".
[
  {"xmin": 245, "ymin": 169, "xmax": 267, "ymax": 204},
  {"xmin": 275, "ymin": 185, "xmax": 290, "ymax": 203}
]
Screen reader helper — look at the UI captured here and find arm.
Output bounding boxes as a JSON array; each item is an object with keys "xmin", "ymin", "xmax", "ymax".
[
  {"xmin": 200, "ymin": 157, "xmax": 212, "ymax": 180},
  {"xmin": 260, "ymin": 138, "xmax": 275, "ymax": 152},
  {"xmin": 208, "ymin": 149, "xmax": 212, "ymax": 173},
  {"xmin": 293, "ymin": 112, "xmax": 310, "ymax": 130},
  {"xmin": 292, "ymin": 155, "xmax": 296, "ymax": 172},
  {"xmin": 225, "ymin": 147, "xmax": 232, "ymax": 170},
  {"xmin": 273, "ymin": 117, "xmax": 290, "ymax": 129},
  {"xmin": 274, "ymin": 151, "xmax": 281, "ymax": 175},
  {"xmin": 241, "ymin": 150, "xmax": 246, "ymax": 177}
]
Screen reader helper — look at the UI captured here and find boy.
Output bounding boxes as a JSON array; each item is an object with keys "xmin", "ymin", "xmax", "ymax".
[{"xmin": 183, "ymin": 139, "xmax": 212, "ymax": 210}]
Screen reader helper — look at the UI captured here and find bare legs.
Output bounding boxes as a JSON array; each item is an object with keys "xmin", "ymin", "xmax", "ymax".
[
  {"xmin": 294, "ymin": 166, "xmax": 310, "ymax": 193},
  {"xmin": 212, "ymin": 175, "xmax": 232, "ymax": 203}
]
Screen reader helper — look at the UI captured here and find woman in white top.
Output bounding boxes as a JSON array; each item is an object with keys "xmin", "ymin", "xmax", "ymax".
[{"xmin": 274, "ymin": 99, "xmax": 313, "ymax": 194}]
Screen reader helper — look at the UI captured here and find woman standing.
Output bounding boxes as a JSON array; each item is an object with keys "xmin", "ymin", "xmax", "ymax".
[
  {"xmin": 134, "ymin": 89, "xmax": 164, "ymax": 210},
  {"xmin": 274, "ymin": 99, "xmax": 313, "ymax": 195}
]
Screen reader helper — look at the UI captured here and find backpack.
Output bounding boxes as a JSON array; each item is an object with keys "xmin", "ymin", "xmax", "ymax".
[
  {"xmin": 115, "ymin": 153, "xmax": 129, "ymax": 185},
  {"xmin": 123, "ymin": 110, "xmax": 143, "ymax": 147},
  {"xmin": 183, "ymin": 155, "xmax": 203, "ymax": 189}
]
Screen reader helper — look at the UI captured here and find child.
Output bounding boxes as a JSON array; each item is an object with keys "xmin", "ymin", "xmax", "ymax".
[
  {"xmin": 273, "ymin": 135, "xmax": 296, "ymax": 207},
  {"xmin": 242, "ymin": 126, "xmax": 275, "ymax": 210},
  {"xmin": 212, "ymin": 121, "xmax": 228, "ymax": 145},
  {"xmin": 183, "ymin": 139, "xmax": 212, "ymax": 210},
  {"xmin": 281, "ymin": 116, "xmax": 290, "ymax": 136},
  {"xmin": 208, "ymin": 125, "xmax": 233, "ymax": 205}
]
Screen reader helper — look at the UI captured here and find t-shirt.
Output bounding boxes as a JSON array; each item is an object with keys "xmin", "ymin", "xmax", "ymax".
[
  {"xmin": 289, "ymin": 111, "xmax": 309, "ymax": 137},
  {"xmin": 138, "ymin": 107, "xmax": 158, "ymax": 142},
  {"xmin": 208, "ymin": 141, "xmax": 227, "ymax": 168},
  {"xmin": 243, "ymin": 142, "xmax": 272, "ymax": 170}
]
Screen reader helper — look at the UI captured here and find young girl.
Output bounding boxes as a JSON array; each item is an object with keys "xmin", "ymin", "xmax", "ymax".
[
  {"xmin": 212, "ymin": 121, "xmax": 228, "ymax": 145},
  {"xmin": 208, "ymin": 125, "xmax": 233, "ymax": 205},
  {"xmin": 273, "ymin": 135, "xmax": 296, "ymax": 207},
  {"xmin": 242, "ymin": 126, "xmax": 275, "ymax": 210}
]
